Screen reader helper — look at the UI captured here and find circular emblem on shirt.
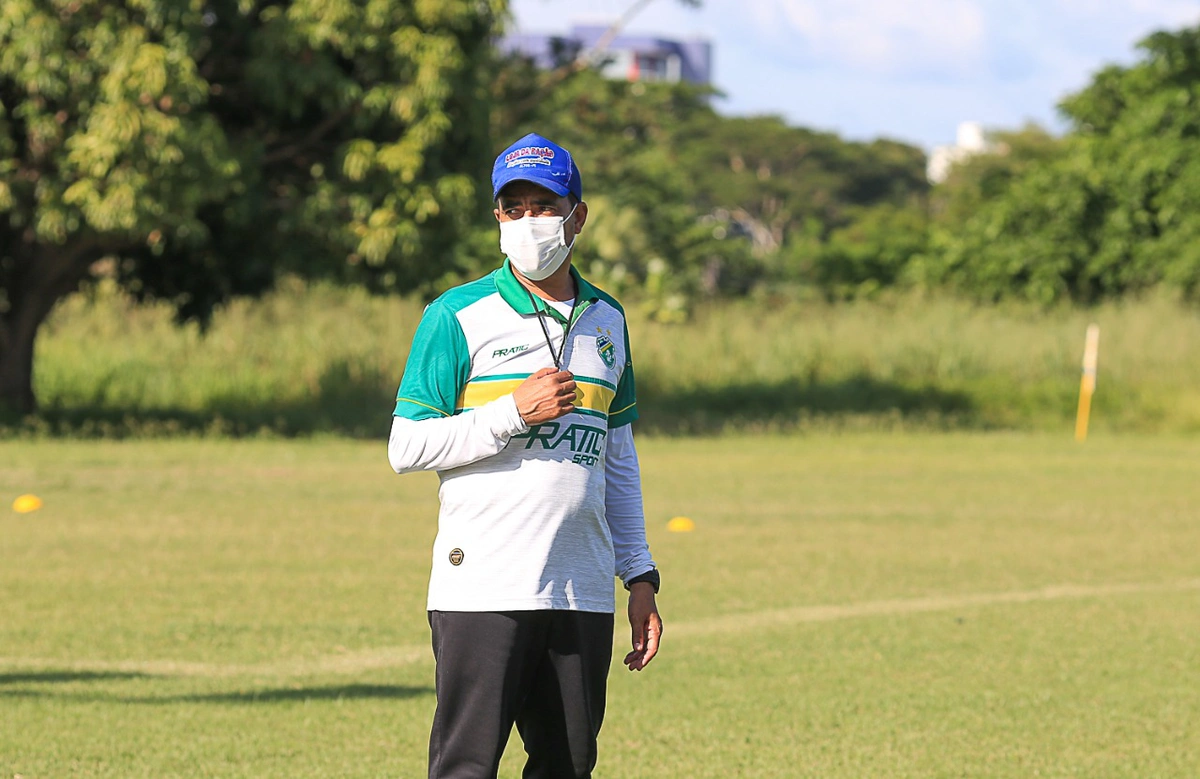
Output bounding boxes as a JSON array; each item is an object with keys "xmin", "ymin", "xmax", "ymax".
[{"xmin": 448, "ymin": 548, "xmax": 465, "ymax": 566}]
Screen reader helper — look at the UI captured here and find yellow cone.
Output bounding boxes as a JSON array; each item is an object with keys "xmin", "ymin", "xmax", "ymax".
[
  {"xmin": 13, "ymin": 494, "xmax": 43, "ymax": 514},
  {"xmin": 667, "ymin": 516, "xmax": 695, "ymax": 533}
]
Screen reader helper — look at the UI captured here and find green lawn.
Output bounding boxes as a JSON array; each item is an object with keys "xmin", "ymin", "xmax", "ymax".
[{"xmin": 3, "ymin": 433, "xmax": 1199, "ymax": 777}]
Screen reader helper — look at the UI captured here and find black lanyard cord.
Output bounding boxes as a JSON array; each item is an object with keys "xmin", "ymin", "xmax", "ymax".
[{"xmin": 526, "ymin": 288, "xmax": 578, "ymax": 371}]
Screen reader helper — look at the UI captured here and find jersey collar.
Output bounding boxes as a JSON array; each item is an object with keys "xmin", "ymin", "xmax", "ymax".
[{"xmin": 495, "ymin": 259, "xmax": 599, "ymax": 324}]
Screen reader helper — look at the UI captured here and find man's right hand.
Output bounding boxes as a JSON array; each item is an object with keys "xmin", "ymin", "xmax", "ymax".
[{"xmin": 513, "ymin": 367, "xmax": 577, "ymax": 425}]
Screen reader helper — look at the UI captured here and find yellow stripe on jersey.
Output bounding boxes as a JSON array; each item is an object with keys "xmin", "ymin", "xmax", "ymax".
[
  {"xmin": 573, "ymin": 382, "xmax": 616, "ymax": 416},
  {"xmin": 458, "ymin": 377, "xmax": 615, "ymax": 416},
  {"xmin": 458, "ymin": 378, "xmax": 524, "ymax": 410}
]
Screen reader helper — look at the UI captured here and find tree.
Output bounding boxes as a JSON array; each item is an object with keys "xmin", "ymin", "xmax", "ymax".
[
  {"xmin": 0, "ymin": 0, "xmax": 505, "ymax": 414},
  {"xmin": 928, "ymin": 123, "xmax": 1064, "ymax": 228},
  {"xmin": 1061, "ymin": 26, "xmax": 1200, "ymax": 299},
  {"xmin": 919, "ymin": 25, "xmax": 1200, "ymax": 303},
  {"xmin": 810, "ymin": 201, "xmax": 929, "ymax": 298}
]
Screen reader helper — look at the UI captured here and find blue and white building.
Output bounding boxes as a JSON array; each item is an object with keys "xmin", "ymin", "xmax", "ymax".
[{"xmin": 500, "ymin": 23, "xmax": 713, "ymax": 86}]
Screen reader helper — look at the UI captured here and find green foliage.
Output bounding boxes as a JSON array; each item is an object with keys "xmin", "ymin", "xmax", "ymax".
[
  {"xmin": 917, "ymin": 151, "xmax": 1100, "ymax": 304},
  {"xmin": 687, "ymin": 116, "xmax": 927, "ymax": 234},
  {"xmin": 810, "ymin": 202, "xmax": 929, "ymax": 298},
  {"xmin": 1, "ymin": 0, "xmax": 505, "ymax": 300},
  {"xmin": 928, "ymin": 124, "xmax": 1064, "ymax": 227},
  {"xmin": 924, "ymin": 25, "xmax": 1200, "ymax": 303},
  {"xmin": 0, "ymin": 0, "xmax": 505, "ymax": 412}
]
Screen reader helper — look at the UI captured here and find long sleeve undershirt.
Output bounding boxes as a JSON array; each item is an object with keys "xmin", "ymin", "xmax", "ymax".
[
  {"xmin": 603, "ymin": 421, "xmax": 656, "ymax": 584},
  {"xmin": 388, "ymin": 395, "xmax": 528, "ymax": 474}
]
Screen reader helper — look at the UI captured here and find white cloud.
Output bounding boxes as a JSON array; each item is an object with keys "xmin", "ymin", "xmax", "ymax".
[
  {"xmin": 728, "ymin": 0, "xmax": 1199, "ymax": 79},
  {"xmin": 1058, "ymin": 0, "xmax": 1198, "ymax": 25},
  {"xmin": 763, "ymin": 0, "xmax": 988, "ymax": 75}
]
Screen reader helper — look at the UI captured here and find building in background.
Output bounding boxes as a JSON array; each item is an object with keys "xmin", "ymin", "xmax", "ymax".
[
  {"xmin": 500, "ymin": 24, "xmax": 713, "ymax": 86},
  {"xmin": 927, "ymin": 121, "xmax": 993, "ymax": 184}
]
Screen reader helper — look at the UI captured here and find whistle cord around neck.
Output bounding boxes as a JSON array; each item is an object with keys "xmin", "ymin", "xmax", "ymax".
[{"xmin": 527, "ymin": 288, "xmax": 577, "ymax": 371}]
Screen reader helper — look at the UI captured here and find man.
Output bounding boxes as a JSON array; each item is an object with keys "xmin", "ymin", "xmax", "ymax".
[{"xmin": 388, "ymin": 132, "xmax": 663, "ymax": 779}]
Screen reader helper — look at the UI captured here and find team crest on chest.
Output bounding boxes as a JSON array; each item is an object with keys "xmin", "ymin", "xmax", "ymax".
[{"xmin": 596, "ymin": 335, "xmax": 616, "ymax": 369}]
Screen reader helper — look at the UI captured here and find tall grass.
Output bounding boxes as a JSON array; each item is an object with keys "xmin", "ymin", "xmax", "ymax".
[
  {"xmin": 29, "ymin": 279, "xmax": 417, "ymax": 437},
  {"xmin": 634, "ymin": 292, "xmax": 1200, "ymax": 433},
  {"xmin": 17, "ymin": 280, "xmax": 1200, "ymax": 437}
]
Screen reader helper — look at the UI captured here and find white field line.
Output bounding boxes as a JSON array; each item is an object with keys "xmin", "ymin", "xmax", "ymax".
[
  {"xmin": 3, "ymin": 579, "xmax": 1198, "ymax": 679},
  {"xmin": 0, "ymin": 645, "xmax": 430, "ymax": 679},
  {"xmin": 668, "ymin": 578, "xmax": 1200, "ymax": 638}
]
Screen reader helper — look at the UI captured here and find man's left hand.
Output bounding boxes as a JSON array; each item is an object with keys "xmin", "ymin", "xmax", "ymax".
[{"xmin": 624, "ymin": 582, "xmax": 662, "ymax": 671}]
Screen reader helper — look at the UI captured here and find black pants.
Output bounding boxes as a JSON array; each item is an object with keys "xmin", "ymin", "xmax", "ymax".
[{"xmin": 427, "ymin": 610, "xmax": 615, "ymax": 779}]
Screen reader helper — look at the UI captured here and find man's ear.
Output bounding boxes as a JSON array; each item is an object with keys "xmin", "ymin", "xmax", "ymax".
[{"xmin": 572, "ymin": 201, "xmax": 588, "ymax": 233}]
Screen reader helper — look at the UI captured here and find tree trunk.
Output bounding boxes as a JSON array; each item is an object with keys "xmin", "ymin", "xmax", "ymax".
[
  {"xmin": 0, "ymin": 242, "xmax": 98, "ymax": 416},
  {"xmin": 0, "ymin": 314, "xmax": 38, "ymax": 415}
]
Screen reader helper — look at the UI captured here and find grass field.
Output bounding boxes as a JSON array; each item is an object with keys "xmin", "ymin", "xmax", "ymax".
[{"xmin": 3, "ymin": 433, "xmax": 1199, "ymax": 777}]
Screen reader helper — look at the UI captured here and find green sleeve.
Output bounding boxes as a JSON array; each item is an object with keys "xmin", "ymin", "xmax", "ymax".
[
  {"xmin": 393, "ymin": 301, "xmax": 470, "ymax": 420},
  {"xmin": 608, "ymin": 320, "xmax": 639, "ymax": 429}
]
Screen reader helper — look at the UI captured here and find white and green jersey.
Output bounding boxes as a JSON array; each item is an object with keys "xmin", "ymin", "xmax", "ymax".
[{"xmin": 389, "ymin": 261, "xmax": 654, "ymax": 613}]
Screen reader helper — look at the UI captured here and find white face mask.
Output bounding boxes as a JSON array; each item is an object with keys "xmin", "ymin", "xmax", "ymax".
[{"xmin": 499, "ymin": 204, "xmax": 578, "ymax": 281}]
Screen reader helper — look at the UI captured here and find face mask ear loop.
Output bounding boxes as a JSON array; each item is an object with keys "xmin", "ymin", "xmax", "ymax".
[{"xmin": 561, "ymin": 203, "xmax": 579, "ymax": 253}]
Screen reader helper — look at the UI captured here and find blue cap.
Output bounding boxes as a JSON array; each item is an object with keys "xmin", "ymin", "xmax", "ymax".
[{"xmin": 492, "ymin": 133, "xmax": 582, "ymax": 202}]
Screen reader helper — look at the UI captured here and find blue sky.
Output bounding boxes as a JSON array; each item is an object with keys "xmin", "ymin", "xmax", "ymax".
[{"xmin": 507, "ymin": 0, "xmax": 1200, "ymax": 149}]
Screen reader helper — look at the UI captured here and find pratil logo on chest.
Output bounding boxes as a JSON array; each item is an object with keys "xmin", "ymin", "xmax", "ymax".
[
  {"xmin": 513, "ymin": 421, "xmax": 607, "ymax": 465},
  {"xmin": 492, "ymin": 343, "xmax": 530, "ymax": 358}
]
